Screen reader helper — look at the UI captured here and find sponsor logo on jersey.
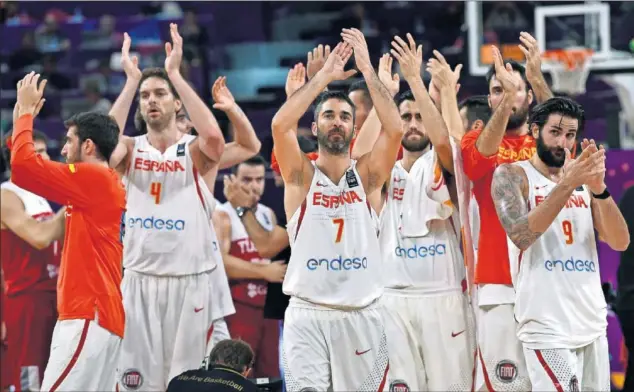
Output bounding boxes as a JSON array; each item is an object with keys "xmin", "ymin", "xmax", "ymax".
[
  {"xmin": 127, "ymin": 216, "xmax": 186, "ymax": 231},
  {"xmin": 312, "ymin": 190, "xmax": 363, "ymax": 208},
  {"xmin": 306, "ymin": 256, "xmax": 368, "ymax": 271},
  {"xmin": 394, "ymin": 244, "xmax": 446, "ymax": 259},
  {"xmin": 121, "ymin": 369, "xmax": 143, "ymax": 390},
  {"xmin": 544, "ymin": 257, "xmax": 596, "ymax": 272},
  {"xmin": 133, "ymin": 157, "xmax": 185, "ymax": 172},
  {"xmin": 534, "ymin": 194, "xmax": 588, "ymax": 209},
  {"xmin": 495, "ymin": 360, "xmax": 517, "ymax": 383},
  {"xmin": 176, "ymin": 142, "xmax": 186, "ymax": 157},
  {"xmin": 389, "ymin": 380, "xmax": 410, "ymax": 392},
  {"xmin": 345, "ymin": 169, "xmax": 359, "ymax": 188}
]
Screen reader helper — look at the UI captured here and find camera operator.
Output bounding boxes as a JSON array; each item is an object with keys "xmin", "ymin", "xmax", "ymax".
[{"xmin": 167, "ymin": 339, "xmax": 258, "ymax": 392}]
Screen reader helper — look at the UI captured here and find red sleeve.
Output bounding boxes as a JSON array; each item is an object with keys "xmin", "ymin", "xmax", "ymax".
[
  {"xmin": 460, "ymin": 129, "xmax": 498, "ymax": 182},
  {"xmin": 10, "ymin": 114, "xmax": 98, "ymax": 208}
]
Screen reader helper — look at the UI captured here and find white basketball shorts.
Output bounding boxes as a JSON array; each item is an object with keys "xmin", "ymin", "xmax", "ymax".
[
  {"xmin": 475, "ymin": 303, "xmax": 531, "ymax": 391},
  {"xmin": 523, "ymin": 336, "xmax": 610, "ymax": 392},
  {"xmin": 381, "ymin": 289, "xmax": 476, "ymax": 391},
  {"xmin": 40, "ymin": 319, "xmax": 121, "ymax": 392},
  {"xmin": 117, "ymin": 269, "xmax": 234, "ymax": 391},
  {"xmin": 282, "ymin": 299, "xmax": 389, "ymax": 391}
]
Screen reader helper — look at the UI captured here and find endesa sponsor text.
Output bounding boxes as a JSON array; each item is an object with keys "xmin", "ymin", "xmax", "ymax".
[
  {"xmin": 395, "ymin": 244, "xmax": 446, "ymax": 259},
  {"xmin": 127, "ymin": 216, "xmax": 186, "ymax": 231},
  {"xmin": 544, "ymin": 257, "xmax": 596, "ymax": 272},
  {"xmin": 306, "ymin": 256, "xmax": 368, "ymax": 271}
]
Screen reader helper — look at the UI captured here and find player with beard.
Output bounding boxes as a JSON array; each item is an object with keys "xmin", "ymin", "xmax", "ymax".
[
  {"xmin": 492, "ymin": 97, "xmax": 629, "ymax": 391},
  {"xmin": 461, "ymin": 35, "xmax": 554, "ymax": 391},
  {"xmin": 352, "ymin": 39, "xmax": 475, "ymax": 390},
  {"xmin": 273, "ymin": 28, "xmax": 401, "ymax": 390},
  {"xmin": 107, "ymin": 26, "xmax": 260, "ymax": 391}
]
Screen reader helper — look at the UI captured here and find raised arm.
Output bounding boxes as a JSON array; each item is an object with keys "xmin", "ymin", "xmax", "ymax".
[
  {"xmin": 427, "ymin": 50, "xmax": 464, "ymax": 142},
  {"xmin": 519, "ymin": 32, "xmax": 553, "ymax": 104},
  {"xmin": 391, "ymin": 35, "xmax": 453, "ymax": 173},
  {"xmin": 475, "ymin": 46, "xmax": 522, "ymax": 157},
  {"xmin": 0, "ymin": 189, "xmax": 65, "ymax": 250},
  {"xmin": 582, "ymin": 141, "xmax": 630, "ymax": 251},
  {"xmin": 342, "ymin": 28, "xmax": 402, "ymax": 194},
  {"xmin": 492, "ymin": 147, "xmax": 604, "ymax": 251},
  {"xmin": 351, "ymin": 53, "xmax": 400, "ymax": 160},
  {"xmin": 165, "ymin": 24, "xmax": 225, "ymax": 163},
  {"xmin": 210, "ymin": 77, "xmax": 261, "ymax": 169},
  {"xmin": 108, "ymin": 32, "xmax": 140, "ymax": 169},
  {"xmin": 272, "ymin": 42, "xmax": 356, "ymax": 186}
]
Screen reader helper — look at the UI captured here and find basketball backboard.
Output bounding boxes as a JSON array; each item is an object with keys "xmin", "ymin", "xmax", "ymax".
[{"xmin": 466, "ymin": 1, "xmax": 634, "ymax": 76}]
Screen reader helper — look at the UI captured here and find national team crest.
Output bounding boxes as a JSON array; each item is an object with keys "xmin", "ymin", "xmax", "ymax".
[
  {"xmin": 389, "ymin": 380, "xmax": 410, "ymax": 392},
  {"xmin": 495, "ymin": 360, "xmax": 518, "ymax": 383},
  {"xmin": 176, "ymin": 143, "xmax": 186, "ymax": 157},
  {"xmin": 121, "ymin": 369, "xmax": 143, "ymax": 390}
]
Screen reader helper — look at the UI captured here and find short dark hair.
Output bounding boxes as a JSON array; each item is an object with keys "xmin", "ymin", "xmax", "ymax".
[
  {"xmin": 2, "ymin": 129, "xmax": 49, "ymax": 164},
  {"xmin": 485, "ymin": 59, "xmax": 531, "ymax": 91},
  {"xmin": 208, "ymin": 339, "xmax": 254, "ymax": 373},
  {"xmin": 459, "ymin": 95, "xmax": 492, "ymax": 130},
  {"xmin": 64, "ymin": 112, "xmax": 120, "ymax": 162},
  {"xmin": 348, "ymin": 80, "xmax": 373, "ymax": 109},
  {"xmin": 138, "ymin": 67, "xmax": 180, "ymax": 100},
  {"xmin": 233, "ymin": 154, "xmax": 267, "ymax": 174},
  {"xmin": 395, "ymin": 90, "xmax": 415, "ymax": 108},
  {"xmin": 312, "ymin": 90, "xmax": 356, "ymax": 124},
  {"xmin": 528, "ymin": 96, "xmax": 585, "ymax": 135}
]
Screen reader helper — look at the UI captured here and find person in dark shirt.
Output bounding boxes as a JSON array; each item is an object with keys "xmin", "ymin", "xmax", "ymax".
[
  {"xmin": 167, "ymin": 339, "xmax": 259, "ymax": 392},
  {"xmin": 616, "ymin": 185, "xmax": 634, "ymax": 392}
]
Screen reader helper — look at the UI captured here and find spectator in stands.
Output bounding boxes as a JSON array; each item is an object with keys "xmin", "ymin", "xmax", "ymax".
[
  {"xmin": 166, "ymin": 339, "xmax": 259, "ymax": 392},
  {"xmin": 180, "ymin": 9, "xmax": 209, "ymax": 66},
  {"xmin": 81, "ymin": 15, "xmax": 120, "ymax": 50},
  {"xmin": 83, "ymin": 81, "xmax": 112, "ymax": 114},
  {"xmin": 1, "ymin": 1, "xmax": 34, "ymax": 26},
  {"xmin": 40, "ymin": 55, "xmax": 71, "ymax": 91},
  {"xmin": 35, "ymin": 13, "xmax": 70, "ymax": 53},
  {"xmin": 616, "ymin": 185, "xmax": 634, "ymax": 392},
  {"xmin": 8, "ymin": 32, "xmax": 42, "ymax": 71}
]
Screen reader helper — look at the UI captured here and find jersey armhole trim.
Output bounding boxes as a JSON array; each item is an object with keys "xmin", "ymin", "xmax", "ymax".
[{"xmin": 294, "ymin": 199, "xmax": 307, "ymax": 241}]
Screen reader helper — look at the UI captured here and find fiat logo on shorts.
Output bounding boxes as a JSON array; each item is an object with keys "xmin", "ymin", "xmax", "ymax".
[
  {"xmin": 389, "ymin": 380, "xmax": 410, "ymax": 392},
  {"xmin": 495, "ymin": 360, "xmax": 518, "ymax": 383},
  {"xmin": 121, "ymin": 369, "xmax": 143, "ymax": 390}
]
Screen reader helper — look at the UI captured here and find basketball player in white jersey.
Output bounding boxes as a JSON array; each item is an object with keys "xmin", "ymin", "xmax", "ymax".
[
  {"xmin": 492, "ymin": 97, "xmax": 630, "ymax": 391},
  {"xmin": 107, "ymin": 25, "xmax": 261, "ymax": 390},
  {"xmin": 351, "ymin": 39, "xmax": 475, "ymax": 390},
  {"xmin": 214, "ymin": 155, "xmax": 286, "ymax": 378},
  {"xmin": 1, "ymin": 129, "xmax": 64, "ymax": 392},
  {"xmin": 272, "ymin": 28, "xmax": 402, "ymax": 390}
]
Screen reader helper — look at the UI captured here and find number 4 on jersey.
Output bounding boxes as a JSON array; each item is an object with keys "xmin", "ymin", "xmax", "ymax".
[{"xmin": 150, "ymin": 182, "xmax": 162, "ymax": 204}]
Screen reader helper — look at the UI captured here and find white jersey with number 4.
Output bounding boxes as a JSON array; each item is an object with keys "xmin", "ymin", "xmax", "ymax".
[
  {"xmin": 123, "ymin": 134, "xmax": 219, "ymax": 276},
  {"xmin": 379, "ymin": 155, "xmax": 464, "ymax": 294},
  {"xmin": 509, "ymin": 160, "xmax": 606, "ymax": 350},
  {"xmin": 284, "ymin": 161, "xmax": 382, "ymax": 308}
]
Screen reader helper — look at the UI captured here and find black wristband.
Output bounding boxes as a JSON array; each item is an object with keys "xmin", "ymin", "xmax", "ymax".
[{"xmin": 592, "ymin": 188, "xmax": 611, "ymax": 199}]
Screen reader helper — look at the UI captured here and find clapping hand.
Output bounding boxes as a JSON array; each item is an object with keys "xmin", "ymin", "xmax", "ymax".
[
  {"xmin": 121, "ymin": 32, "xmax": 141, "ymax": 81},
  {"xmin": 377, "ymin": 54, "xmax": 400, "ymax": 97},
  {"xmin": 518, "ymin": 32, "xmax": 542, "ymax": 82},
  {"xmin": 318, "ymin": 42, "xmax": 357, "ymax": 82},
  {"xmin": 426, "ymin": 50, "xmax": 462, "ymax": 93},
  {"xmin": 341, "ymin": 28, "xmax": 373, "ymax": 75},
  {"xmin": 211, "ymin": 76, "xmax": 236, "ymax": 112},
  {"xmin": 390, "ymin": 33, "xmax": 423, "ymax": 82},
  {"xmin": 285, "ymin": 63, "xmax": 306, "ymax": 99},
  {"xmin": 491, "ymin": 45, "xmax": 522, "ymax": 95},
  {"xmin": 307, "ymin": 44, "xmax": 330, "ymax": 80},
  {"xmin": 16, "ymin": 72, "xmax": 47, "ymax": 118},
  {"xmin": 164, "ymin": 23, "xmax": 183, "ymax": 76}
]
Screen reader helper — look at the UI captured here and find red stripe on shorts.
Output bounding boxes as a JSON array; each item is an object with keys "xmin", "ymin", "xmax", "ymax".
[
  {"xmin": 377, "ymin": 362, "xmax": 389, "ymax": 392},
  {"xmin": 535, "ymin": 350, "xmax": 564, "ymax": 392},
  {"xmin": 478, "ymin": 346, "xmax": 496, "ymax": 392},
  {"xmin": 50, "ymin": 319, "xmax": 90, "ymax": 392}
]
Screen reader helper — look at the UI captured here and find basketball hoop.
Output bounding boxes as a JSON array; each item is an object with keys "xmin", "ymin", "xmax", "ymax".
[{"xmin": 542, "ymin": 48, "xmax": 593, "ymax": 96}]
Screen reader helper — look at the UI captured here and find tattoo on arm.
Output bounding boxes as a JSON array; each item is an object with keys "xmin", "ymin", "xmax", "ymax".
[
  {"xmin": 492, "ymin": 164, "xmax": 541, "ymax": 250},
  {"xmin": 366, "ymin": 71, "xmax": 393, "ymax": 102}
]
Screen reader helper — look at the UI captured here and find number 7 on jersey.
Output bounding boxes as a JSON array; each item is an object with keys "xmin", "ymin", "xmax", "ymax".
[{"xmin": 332, "ymin": 218, "xmax": 344, "ymax": 243}]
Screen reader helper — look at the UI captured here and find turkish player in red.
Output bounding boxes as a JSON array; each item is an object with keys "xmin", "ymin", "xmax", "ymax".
[
  {"xmin": 10, "ymin": 72, "xmax": 126, "ymax": 391},
  {"xmin": 460, "ymin": 37, "xmax": 554, "ymax": 392},
  {"xmin": 214, "ymin": 156, "xmax": 287, "ymax": 378},
  {"xmin": 1, "ymin": 128, "xmax": 64, "ymax": 392}
]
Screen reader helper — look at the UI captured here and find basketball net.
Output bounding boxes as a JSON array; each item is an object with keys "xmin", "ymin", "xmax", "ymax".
[{"xmin": 542, "ymin": 48, "xmax": 593, "ymax": 96}]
